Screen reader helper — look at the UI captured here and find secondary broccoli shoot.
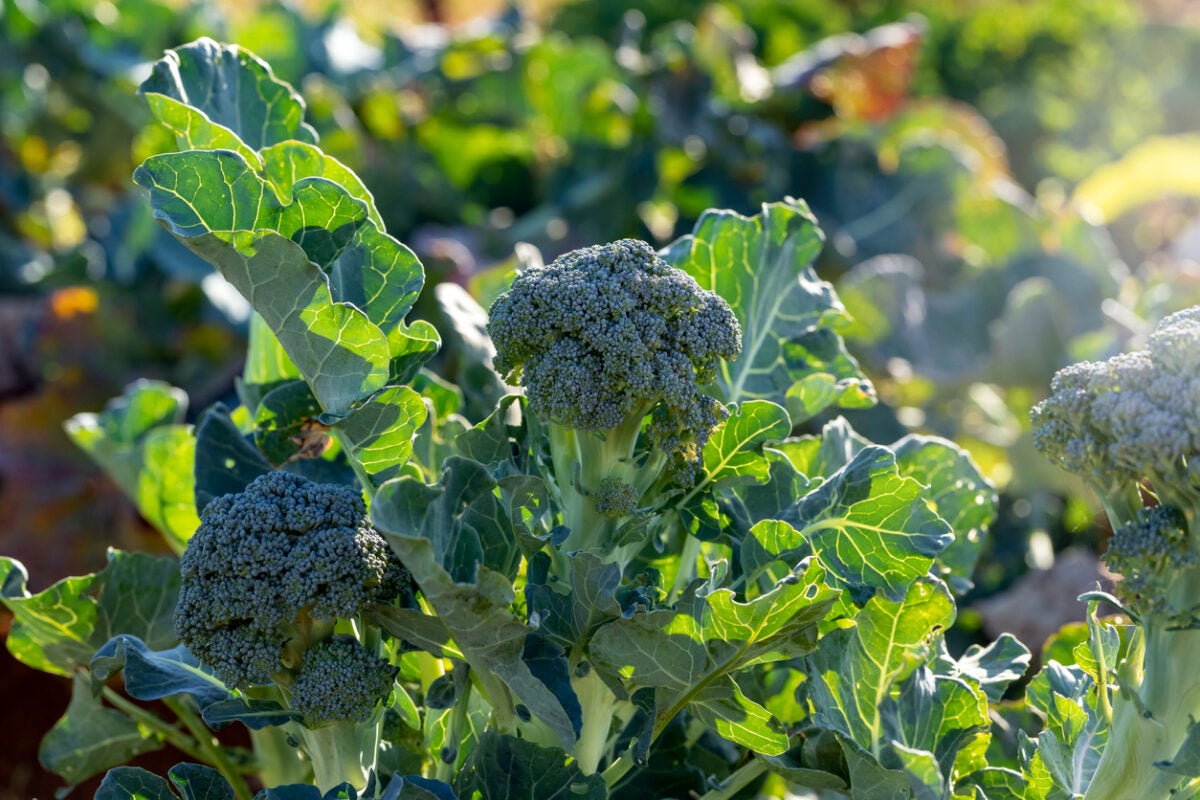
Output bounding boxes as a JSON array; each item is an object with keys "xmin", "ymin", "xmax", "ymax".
[
  {"xmin": 1031, "ymin": 306, "xmax": 1200, "ymax": 800},
  {"xmin": 175, "ymin": 470, "xmax": 406, "ymax": 791},
  {"xmin": 487, "ymin": 239, "xmax": 741, "ymax": 556}
]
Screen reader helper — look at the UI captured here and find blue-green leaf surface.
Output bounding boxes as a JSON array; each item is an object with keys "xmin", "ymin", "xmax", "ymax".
[
  {"xmin": 41, "ymin": 673, "xmax": 163, "ymax": 785},
  {"xmin": 0, "ymin": 551, "xmax": 179, "ymax": 677},
  {"xmin": 452, "ymin": 732, "xmax": 605, "ymax": 800}
]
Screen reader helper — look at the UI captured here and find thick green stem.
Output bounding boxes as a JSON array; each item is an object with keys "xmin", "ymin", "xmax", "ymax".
[
  {"xmin": 249, "ymin": 726, "xmax": 311, "ymax": 788},
  {"xmin": 1084, "ymin": 624, "xmax": 1200, "ymax": 800},
  {"xmin": 573, "ymin": 668, "xmax": 620, "ymax": 774},
  {"xmin": 294, "ymin": 715, "xmax": 384, "ymax": 794}
]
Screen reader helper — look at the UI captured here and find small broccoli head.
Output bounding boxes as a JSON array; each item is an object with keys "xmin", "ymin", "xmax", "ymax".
[
  {"xmin": 175, "ymin": 471, "xmax": 403, "ymax": 688},
  {"xmin": 1105, "ymin": 505, "xmax": 1196, "ymax": 623},
  {"xmin": 592, "ymin": 477, "xmax": 639, "ymax": 518},
  {"xmin": 1031, "ymin": 306, "xmax": 1200, "ymax": 513},
  {"xmin": 487, "ymin": 239, "xmax": 742, "ymax": 474},
  {"xmin": 287, "ymin": 636, "xmax": 398, "ymax": 726}
]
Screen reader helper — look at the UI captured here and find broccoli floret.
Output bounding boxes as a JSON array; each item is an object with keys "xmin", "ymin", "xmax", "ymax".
[
  {"xmin": 175, "ymin": 470, "xmax": 402, "ymax": 689},
  {"xmin": 593, "ymin": 478, "xmax": 639, "ymax": 518},
  {"xmin": 1105, "ymin": 505, "xmax": 1196, "ymax": 623},
  {"xmin": 487, "ymin": 239, "xmax": 741, "ymax": 556},
  {"xmin": 1032, "ymin": 307, "xmax": 1200, "ymax": 524},
  {"xmin": 288, "ymin": 636, "xmax": 398, "ymax": 726}
]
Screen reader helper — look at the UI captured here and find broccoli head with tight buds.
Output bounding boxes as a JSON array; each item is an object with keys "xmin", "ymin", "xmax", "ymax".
[
  {"xmin": 487, "ymin": 239, "xmax": 741, "ymax": 558},
  {"xmin": 1031, "ymin": 306, "xmax": 1200, "ymax": 800},
  {"xmin": 175, "ymin": 470, "xmax": 407, "ymax": 791}
]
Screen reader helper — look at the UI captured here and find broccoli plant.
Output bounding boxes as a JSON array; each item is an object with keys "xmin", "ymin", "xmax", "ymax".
[
  {"xmin": 1028, "ymin": 307, "xmax": 1200, "ymax": 800},
  {"xmin": 174, "ymin": 471, "xmax": 407, "ymax": 790},
  {"xmin": 1, "ymin": 38, "xmax": 1022, "ymax": 800}
]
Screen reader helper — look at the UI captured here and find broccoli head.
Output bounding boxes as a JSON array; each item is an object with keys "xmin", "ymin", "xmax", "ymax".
[
  {"xmin": 288, "ymin": 636, "xmax": 399, "ymax": 726},
  {"xmin": 1031, "ymin": 306, "xmax": 1200, "ymax": 521},
  {"xmin": 175, "ymin": 471, "xmax": 405, "ymax": 688},
  {"xmin": 487, "ymin": 239, "xmax": 741, "ymax": 475}
]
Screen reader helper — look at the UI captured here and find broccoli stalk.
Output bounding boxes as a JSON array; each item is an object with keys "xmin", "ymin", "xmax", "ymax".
[
  {"xmin": 1032, "ymin": 307, "xmax": 1200, "ymax": 800},
  {"xmin": 174, "ymin": 472, "xmax": 406, "ymax": 792},
  {"xmin": 487, "ymin": 239, "xmax": 742, "ymax": 773}
]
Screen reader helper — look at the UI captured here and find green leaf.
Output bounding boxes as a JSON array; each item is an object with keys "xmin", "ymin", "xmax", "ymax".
[
  {"xmin": 701, "ymin": 400, "xmax": 792, "ymax": 488},
  {"xmin": 135, "ymin": 153, "xmax": 388, "ymax": 416},
  {"xmin": 590, "ymin": 561, "xmax": 836, "ymax": 755},
  {"xmin": 64, "ymin": 380, "xmax": 198, "ymax": 552},
  {"xmin": 893, "ymin": 435, "xmax": 996, "ymax": 595},
  {"xmin": 90, "ymin": 635, "xmax": 293, "ymax": 730},
  {"xmin": 373, "ymin": 468, "xmax": 577, "ymax": 750},
  {"xmin": 41, "ymin": 673, "xmax": 163, "ymax": 785},
  {"xmin": 807, "ymin": 579, "xmax": 956, "ymax": 761},
  {"xmin": 253, "ymin": 380, "xmax": 326, "ymax": 466},
  {"xmin": 95, "ymin": 764, "xmax": 236, "ymax": 800},
  {"xmin": 453, "ymin": 732, "xmax": 606, "ymax": 800},
  {"xmin": 193, "ymin": 404, "xmax": 271, "ymax": 512},
  {"xmin": 688, "ymin": 675, "xmax": 789, "ymax": 753},
  {"xmin": 940, "ymin": 634, "xmax": 1031, "ymax": 704},
  {"xmin": 96, "ymin": 767, "xmax": 179, "ymax": 800},
  {"xmin": 163, "ymin": 764, "xmax": 237, "ymax": 800},
  {"xmin": 135, "ymin": 145, "xmax": 434, "ymax": 417},
  {"xmin": 139, "ymin": 37, "xmax": 317, "ymax": 150},
  {"xmin": 881, "ymin": 668, "xmax": 990, "ymax": 791},
  {"xmin": 1, "ymin": 552, "xmax": 179, "ymax": 677},
  {"xmin": 330, "ymin": 386, "xmax": 427, "ymax": 485},
  {"xmin": 785, "ymin": 445, "xmax": 953, "ymax": 598},
  {"xmin": 663, "ymin": 198, "xmax": 874, "ymax": 412}
]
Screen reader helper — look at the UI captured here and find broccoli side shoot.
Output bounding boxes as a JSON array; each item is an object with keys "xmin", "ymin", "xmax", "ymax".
[
  {"xmin": 1030, "ymin": 306, "xmax": 1200, "ymax": 800},
  {"xmin": 487, "ymin": 239, "xmax": 741, "ymax": 556},
  {"xmin": 289, "ymin": 636, "xmax": 399, "ymax": 726},
  {"xmin": 175, "ymin": 471, "xmax": 405, "ymax": 791}
]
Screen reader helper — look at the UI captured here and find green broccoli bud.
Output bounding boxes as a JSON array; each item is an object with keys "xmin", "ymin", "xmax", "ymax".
[
  {"xmin": 288, "ymin": 636, "xmax": 398, "ymax": 726},
  {"xmin": 1031, "ymin": 306, "xmax": 1200, "ymax": 523},
  {"xmin": 592, "ymin": 477, "xmax": 639, "ymax": 518},
  {"xmin": 1104, "ymin": 505, "xmax": 1195, "ymax": 623}
]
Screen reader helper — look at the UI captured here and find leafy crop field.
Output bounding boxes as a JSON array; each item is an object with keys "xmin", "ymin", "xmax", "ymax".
[{"xmin": 5, "ymin": 1, "xmax": 1200, "ymax": 799}]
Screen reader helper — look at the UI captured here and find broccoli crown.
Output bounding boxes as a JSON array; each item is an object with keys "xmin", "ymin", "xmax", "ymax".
[
  {"xmin": 175, "ymin": 471, "xmax": 402, "ymax": 687},
  {"xmin": 1105, "ymin": 505, "xmax": 1196, "ymax": 622},
  {"xmin": 1031, "ymin": 306, "xmax": 1200, "ymax": 501},
  {"xmin": 288, "ymin": 636, "xmax": 398, "ymax": 726},
  {"xmin": 487, "ymin": 239, "xmax": 742, "ymax": 466}
]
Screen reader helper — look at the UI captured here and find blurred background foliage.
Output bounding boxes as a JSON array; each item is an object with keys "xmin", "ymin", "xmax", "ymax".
[{"xmin": 5, "ymin": 0, "xmax": 1200, "ymax": 795}]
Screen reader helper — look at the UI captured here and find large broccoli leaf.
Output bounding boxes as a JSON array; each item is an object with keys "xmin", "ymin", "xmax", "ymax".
[{"xmin": 662, "ymin": 198, "xmax": 875, "ymax": 421}]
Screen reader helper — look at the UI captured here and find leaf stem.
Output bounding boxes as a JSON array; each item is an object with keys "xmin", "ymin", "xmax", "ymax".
[
  {"xmin": 100, "ymin": 687, "xmax": 217, "ymax": 770},
  {"xmin": 164, "ymin": 695, "xmax": 256, "ymax": 800},
  {"xmin": 696, "ymin": 758, "xmax": 768, "ymax": 800}
]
